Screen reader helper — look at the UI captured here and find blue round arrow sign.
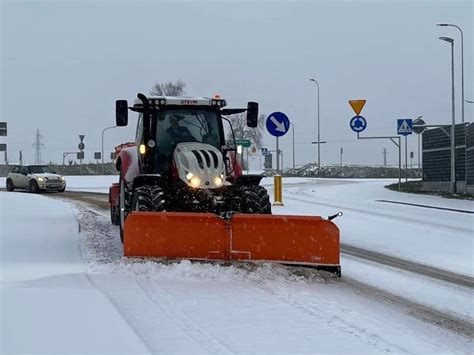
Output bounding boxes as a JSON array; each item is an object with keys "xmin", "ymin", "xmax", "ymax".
[
  {"xmin": 350, "ymin": 115, "xmax": 367, "ymax": 133},
  {"xmin": 266, "ymin": 112, "xmax": 290, "ymax": 137}
]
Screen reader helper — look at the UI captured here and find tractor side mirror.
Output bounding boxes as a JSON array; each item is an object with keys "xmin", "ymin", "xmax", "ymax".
[
  {"xmin": 116, "ymin": 100, "xmax": 128, "ymax": 126},
  {"xmin": 246, "ymin": 102, "xmax": 258, "ymax": 128}
]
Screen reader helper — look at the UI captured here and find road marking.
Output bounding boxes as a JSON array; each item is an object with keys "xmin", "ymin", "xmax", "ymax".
[{"xmin": 376, "ymin": 200, "xmax": 474, "ymax": 214}]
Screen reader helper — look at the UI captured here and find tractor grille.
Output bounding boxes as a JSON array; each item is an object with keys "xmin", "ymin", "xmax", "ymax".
[{"xmin": 191, "ymin": 150, "xmax": 219, "ymax": 169}]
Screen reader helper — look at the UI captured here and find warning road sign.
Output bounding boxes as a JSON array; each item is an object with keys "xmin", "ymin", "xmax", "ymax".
[
  {"xmin": 348, "ymin": 100, "xmax": 366, "ymax": 116},
  {"xmin": 397, "ymin": 119, "xmax": 413, "ymax": 136}
]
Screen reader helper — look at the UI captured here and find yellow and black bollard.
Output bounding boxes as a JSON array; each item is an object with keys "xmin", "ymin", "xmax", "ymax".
[{"xmin": 273, "ymin": 175, "xmax": 284, "ymax": 206}]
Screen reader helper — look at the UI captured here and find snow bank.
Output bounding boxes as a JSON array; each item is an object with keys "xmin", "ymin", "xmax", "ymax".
[{"xmin": 0, "ymin": 192, "xmax": 149, "ymax": 354}]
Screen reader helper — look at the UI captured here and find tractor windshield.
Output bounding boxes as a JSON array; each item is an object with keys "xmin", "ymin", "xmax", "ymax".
[
  {"xmin": 156, "ymin": 108, "xmax": 221, "ymax": 149},
  {"xmin": 155, "ymin": 108, "xmax": 222, "ymax": 173}
]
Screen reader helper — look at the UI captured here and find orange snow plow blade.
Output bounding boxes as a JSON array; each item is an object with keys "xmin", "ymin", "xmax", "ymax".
[{"xmin": 124, "ymin": 212, "xmax": 340, "ymax": 275}]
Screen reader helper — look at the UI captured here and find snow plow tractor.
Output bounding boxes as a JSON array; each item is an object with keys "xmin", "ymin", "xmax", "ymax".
[{"xmin": 109, "ymin": 93, "xmax": 341, "ymax": 275}]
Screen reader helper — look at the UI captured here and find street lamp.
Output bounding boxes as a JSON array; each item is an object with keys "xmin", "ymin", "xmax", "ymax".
[
  {"xmin": 309, "ymin": 78, "xmax": 321, "ymax": 176},
  {"xmin": 101, "ymin": 125, "xmax": 117, "ymax": 173},
  {"xmin": 290, "ymin": 122, "xmax": 295, "ymax": 169},
  {"xmin": 439, "ymin": 36, "xmax": 456, "ymax": 194},
  {"xmin": 416, "ymin": 115, "xmax": 423, "ymax": 176},
  {"xmin": 437, "ymin": 24, "xmax": 465, "ymax": 123}
]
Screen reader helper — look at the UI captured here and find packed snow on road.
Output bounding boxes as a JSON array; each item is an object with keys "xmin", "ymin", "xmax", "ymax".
[{"xmin": 1, "ymin": 177, "xmax": 472, "ymax": 354}]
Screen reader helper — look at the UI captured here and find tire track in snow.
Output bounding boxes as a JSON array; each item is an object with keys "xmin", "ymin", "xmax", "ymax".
[
  {"xmin": 252, "ymin": 280, "xmax": 411, "ymax": 354},
  {"xmin": 134, "ymin": 276, "xmax": 235, "ymax": 354},
  {"xmin": 342, "ymin": 244, "xmax": 474, "ymax": 289}
]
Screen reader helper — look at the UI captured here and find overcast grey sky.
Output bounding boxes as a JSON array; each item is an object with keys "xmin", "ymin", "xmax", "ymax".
[{"xmin": 1, "ymin": 0, "xmax": 472, "ymax": 167}]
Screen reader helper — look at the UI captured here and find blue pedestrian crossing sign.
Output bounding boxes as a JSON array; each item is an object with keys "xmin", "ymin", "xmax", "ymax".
[
  {"xmin": 266, "ymin": 112, "xmax": 290, "ymax": 137},
  {"xmin": 397, "ymin": 119, "xmax": 413, "ymax": 136},
  {"xmin": 350, "ymin": 115, "xmax": 367, "ymax": 133}
]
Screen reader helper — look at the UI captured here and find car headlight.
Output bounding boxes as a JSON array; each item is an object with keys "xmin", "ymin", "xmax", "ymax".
[
  {"xmin": 37, "ymin": 177, "xmax": 44, "ymax": 182},
  {"xmin": 61, "ymin": 176, "xmax": 66, "ymax": 181}
]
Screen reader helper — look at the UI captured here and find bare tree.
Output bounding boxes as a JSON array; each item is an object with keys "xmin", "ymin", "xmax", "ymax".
[
  {"xmin": 150, "ymin": 80, "xmax": 186, "ymax": 96},
  {"xmin": 226, "ymin": 113, "xmax": 265, "ymax": 150}
]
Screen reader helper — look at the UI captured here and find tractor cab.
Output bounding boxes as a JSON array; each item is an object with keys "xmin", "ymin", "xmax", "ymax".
[{"xmin": 115, "ymin": 94, "xmax": 258, "ymax": 178}]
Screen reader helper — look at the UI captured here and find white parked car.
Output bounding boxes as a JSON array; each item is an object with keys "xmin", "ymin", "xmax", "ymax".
[{"xmin": 6, "ymin": 165, "xmax": 66, "ymax": 192}]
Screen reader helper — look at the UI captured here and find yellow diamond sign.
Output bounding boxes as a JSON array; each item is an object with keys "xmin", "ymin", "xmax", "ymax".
[{"xmin": 349, "ymin": 100, "xmax": 366, "ymax": 116}]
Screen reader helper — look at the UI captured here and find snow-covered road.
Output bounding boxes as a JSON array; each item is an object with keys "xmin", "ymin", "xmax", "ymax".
[{"xmin": 1, "ymin": 177, "xmax": 472, "ymax": 353}]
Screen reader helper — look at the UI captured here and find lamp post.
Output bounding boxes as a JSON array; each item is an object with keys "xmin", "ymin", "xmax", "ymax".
[
  {"xmin": 309, "ymin": 78, "xmax": 321, "ymax": 176},
  {"xmin": 290, "ymin": 122, "xmax": 295, "ymax": 169},
  {"xmin": 437, "ymin": 24, "xmax": 464, "ymax": 123},
  {"xmin": 416, "ymin": 115, "xmax": 423, "ymax": 177},
  {"xmin": 439, "ymin": 36, "xmax": 456, "ymax": 194},
  {"xmin": 102, "ymin": 125, "xmax": 117, "ymax": 173}
]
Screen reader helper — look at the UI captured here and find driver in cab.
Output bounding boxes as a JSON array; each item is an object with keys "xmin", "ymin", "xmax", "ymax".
[{"xmin": 166, "ymin": 115, "xmax": 196, "ymax": 144}]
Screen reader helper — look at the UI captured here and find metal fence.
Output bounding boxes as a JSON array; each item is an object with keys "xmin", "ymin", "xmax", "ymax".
[{"xmin": 422, "ymin": 122, "xmax": 472, "ymax": 194}]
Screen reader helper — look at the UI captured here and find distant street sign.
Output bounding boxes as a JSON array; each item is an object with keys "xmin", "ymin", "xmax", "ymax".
[
  {"xmin": 397, "ymin": 119, "xmax": 413, "ymax": 136},
  {"xmin": 0, "ymin": 144, "xmax": 6, "ymax": 152},
  {"xmin": 0, "ymin": 122, "xmax": 7, "ymax": 136},
  {"xmin": 79, "ymin": 135, "xmax": 85, "ymax": 142},
  {"xmin": 94, "ymin": 152, "xmax": 101, "ymax": 160},
  {"xmin": 350, "ymin": 115, "xmax": 367, "ymax": 133},
  {"xmin": 235, "ymin": 139, "xmax": 251, "ymax": 148},
  {"xmin": 78, "ymin": 142, "xmax": 85, "ymax": 151},
  {"xmin": 266, "ymin": 112, "xmax": 290, "ymax": 137},
  {"xmin": 412, "ymin": 118, "xmax": 426, "ymax": 134},
  {"xmin": 77, "ymin": 151, "xmax": 84, "ymax": 160},
  {"xmin": 110, "ymin": 152, "xmax": 115, "ymax": 160},
  {"xmin": 264, "ymin": 154, "xmax": 272, "ymax": 169},
  {"xmin": 348, "ymin": 100, "xmax": 366, "ymax": 116}
]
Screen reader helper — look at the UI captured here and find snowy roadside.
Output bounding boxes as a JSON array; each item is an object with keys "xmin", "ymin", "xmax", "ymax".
[{"xmin": 0, "ymin": 192, "xmax": 150, "ymax": 354}]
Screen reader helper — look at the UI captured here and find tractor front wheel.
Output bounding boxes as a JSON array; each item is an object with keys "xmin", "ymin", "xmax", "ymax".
[{"xmin": 228, "ymin": 185, "xmax": 272, "ymax": 214}]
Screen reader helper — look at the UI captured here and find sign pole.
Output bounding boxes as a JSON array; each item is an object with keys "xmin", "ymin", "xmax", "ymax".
[
  {"xmin": 405, "ymin": 135, "xmax": 408, "ymax": 182},
  {"xmin": 398, "ymin": 137, "xmax": 401, "ymax": 190},
  {"xmin": 276, "ymin": 137, "xmax": 280, "ymax": 173}
]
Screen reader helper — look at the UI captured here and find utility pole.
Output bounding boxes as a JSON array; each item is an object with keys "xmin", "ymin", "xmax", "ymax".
[
  {"xmin": 382, "ymin": 148, "xmax": 387, "ymax": 166},
  {"xmin": 19, "ymin": 151, "xmax": 23, "ymax": 165},
  {"xmin": 340, "ymin": 147, "xmax": 343, "ymax": 167},
  {"xmin": 32, "ymin": 129, "xmax": 45, "ymax": 164}
]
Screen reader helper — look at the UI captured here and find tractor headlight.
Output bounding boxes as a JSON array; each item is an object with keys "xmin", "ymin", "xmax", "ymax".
[
  {"xmin": 189, "ymin": 176, "xmax": 201, "ymax": 188},
  {"xmin": 186, "ymin": 172, "xmax": 202, "ymax": 188},
  {"xmin": 37, "ymin": 177, "xmax": 44, "ymax": 182},
  {"xmin": 213, "ymin": 175, "xmax": 223, "ymax": 187}
]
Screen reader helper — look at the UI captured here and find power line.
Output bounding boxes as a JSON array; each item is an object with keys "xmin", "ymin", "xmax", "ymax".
[{"xmin": 32, "ymin": 129, "xmax": 45, "ymax": 164}]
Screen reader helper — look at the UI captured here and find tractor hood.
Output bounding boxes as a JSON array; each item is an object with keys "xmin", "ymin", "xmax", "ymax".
[{"xmin": 173, "ymin": 142, "xmax": 225, "ymax": 189}]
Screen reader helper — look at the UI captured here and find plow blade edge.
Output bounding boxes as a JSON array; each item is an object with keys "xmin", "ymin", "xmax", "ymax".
[{"xmin": 124, "ymin": 212, "xmax": 340, "ymax": 272}]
